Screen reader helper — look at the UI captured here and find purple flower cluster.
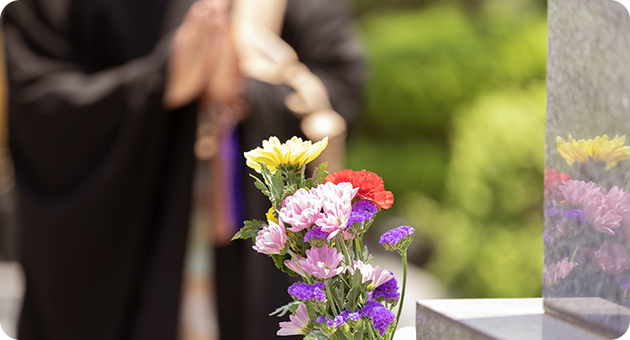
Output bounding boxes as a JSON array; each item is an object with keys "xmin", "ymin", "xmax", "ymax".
[
  {"xmin": 348, "ymin": 200, "xmax": 378, "ymax": 226},
  {"xmin": 316, "ymin": 310, "xmax": 361, "ymax": 329},
  {"xmin": 380, "ymin": 226, "xmax": 415, "ymax": 251},
  {"xmin": 564, "ymin": 209, "xmax": 587, "ymax": 225},
  {"xmin": 372, "ymin": 276, "xmax": 400, "ymax": 303},
  {"xmin": 288, "ymin": 282, "xmax": 326, "ymax": 302},
  {"xmin": 544, "ymin": 208, "xmax": 587, "ymax": 226},
  {"xmin": 543, "ymin": 232, "xmax": 553, "ymax": 243},
  {"xmin": 304, "ymin": 226, "xmax": 329, "ymax": 242},
  {"xmin": 359, "ymin": 300, "xmax": 395, "ymax": 336}
]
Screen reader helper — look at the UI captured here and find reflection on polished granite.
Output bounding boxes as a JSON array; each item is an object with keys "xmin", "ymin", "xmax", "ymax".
[
  {"xmin": 545, "ymin": 0, "xmax": 630, "ymax": 337},
  {"xmin": 544, "ymin": 298, "xmax": 630, "ymax": 339},
  {"xmin": 416, "ymin": 298, "xmax": 611, "ymax": 340}
]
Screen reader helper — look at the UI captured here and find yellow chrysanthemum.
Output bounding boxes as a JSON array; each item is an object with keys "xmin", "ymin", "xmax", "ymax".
[
  {"xmin": 244, "ymin": 136, "xmax": 328, "ymax": 173},
  {"xmin": 556, "ymin": 135, "xmax": 630, "ymax": 170},
  {"xmin": 266, "ymin": 207, "xmax": 278, "ymax": 224}
]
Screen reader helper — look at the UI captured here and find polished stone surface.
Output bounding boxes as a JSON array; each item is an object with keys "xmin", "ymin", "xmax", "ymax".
[
  {"xmin": 416, "ymin": 298, "xmax": 609, "ymax": 340},
  {"xmin": 545, "ymin": 0, "xmax": 630, "ymax": 337}
]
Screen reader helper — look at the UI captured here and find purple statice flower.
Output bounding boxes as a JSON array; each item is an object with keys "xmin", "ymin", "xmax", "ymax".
[
  {"xmin": 544, "ymin": 207, "xmax": 565, "ymax": 218},
  {"xmin": 543, "ymin": 232, "xmax": 553, "ymax": 244},
  {"xmin": 372, "ymin": 276, "xmax": 400, "ymax": 304},
  {"xmin": 345, "ymin": 311, "xmax": 361, "ymax": 322},
  {"xmin": 348, "ymin": 200, "xmax": 379, "ymax": 226},
  {"xmin": 288, "ymin": 282, "xmax": 326, "ymax": 302},
  {"xmin": 327, "ymin": 314, "xmax": 345, "ymax": 328},
  {"xmin": 564, "ymin": 209, "xmax": 587, "ymax": 226},
  {"xmin": 316, "ymin": 316, "xmax": 327, "ymax": 324},
  {"xmin": 380, "ymin": 226, "xmax": 415, "ymax": 252},
  {"xmin": 359, "ymin": 300, "xmax": 395, "ymax": 337},
  {"xmin": 304, "ymin": 226, "xmax": 329, "ymax": 243}
]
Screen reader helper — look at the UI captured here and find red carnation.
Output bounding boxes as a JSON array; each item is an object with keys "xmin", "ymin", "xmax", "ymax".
[
  {"xmin": 325, "ymin": 169, "xmax": 394, "ymax": 210},
  {"xmin": 545, "ymin": 168, "xmax": 571, "ymax": 202}
]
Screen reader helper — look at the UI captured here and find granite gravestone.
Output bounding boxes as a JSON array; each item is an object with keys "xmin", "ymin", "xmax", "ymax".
[{"xmin": 545, "ymin": 0, "xmax": 630, "ymax": 338}]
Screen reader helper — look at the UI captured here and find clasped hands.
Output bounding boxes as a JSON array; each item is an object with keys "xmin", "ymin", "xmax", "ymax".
[{"xmin": 164, "ymin": 0, "xmax": 239, "ymax": 110}]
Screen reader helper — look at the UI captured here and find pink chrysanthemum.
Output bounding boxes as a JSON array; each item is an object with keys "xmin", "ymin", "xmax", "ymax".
[
  {"xmin": 584, "ymin": 192, "xmax": 622, "ymax": 235},
  {"xmin": 284, "ymin": 257, "xmax": 307, "ymax": 277},
  {"xmin": 277, "ymin": 303, "xmax": 311, "ymax": 336},
  {"xmin": 298, "ymin": 244, "xmax": 344, "ymax": 279},
  {"xmin": 347, "ymin": 260, "xmax": 393, "ymax": 289},
  {"xmin": 279, "ymin": 188, "xmax": 323, "ymax": 232},
  {"xmin": 593, "ymin": 241, "xmax": 630, "ymax": 275},
  {"xmin": 311, "ymin": 182, "xmax": 358, "ymax": 239},
  {"xmin": 543, "ymin": 257, "xmax": 578, "ymax": 285},
  {"xmin": 252, "ymin": 221, "xmax": 288, "ymax": 255},
  {"xmin": 559, "ymin": 180, "xmax": 600, "ymax": 206}
]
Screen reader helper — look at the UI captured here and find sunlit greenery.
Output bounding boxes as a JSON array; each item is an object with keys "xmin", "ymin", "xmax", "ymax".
[{"xmin": 348, "ymin": 0, "xmax": 546, "ymax": 297}]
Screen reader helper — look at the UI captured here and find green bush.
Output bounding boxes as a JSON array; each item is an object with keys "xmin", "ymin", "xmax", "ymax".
[{"xmin": 348, "ymin": 2, "xmax": 546, "ymax": 297}]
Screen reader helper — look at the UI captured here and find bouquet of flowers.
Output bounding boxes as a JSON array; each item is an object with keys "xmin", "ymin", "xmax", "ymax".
[
  {"xmin": 232, "ymin": 136, "xmax": 414, "ymax": 340},
  {"xmin": 544, "ymin": 134, "xmax": 630, "ymax": 305}
]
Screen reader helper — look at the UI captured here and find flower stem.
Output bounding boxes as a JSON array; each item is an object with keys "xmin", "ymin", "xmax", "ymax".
[
  {"xmin": 391, "ymin": 251, "xmax": 408, "ymax": 338},
  {"xmin": 325, "ymin": 279, "xmax": 339, "ymax": 315},
  {"xmin": 337, "ymin": 234, "xmax": 352, "ymax": 266},
  {"xmin": 288, "ymin": 249, "xmax": 312, "ymax": 284}
]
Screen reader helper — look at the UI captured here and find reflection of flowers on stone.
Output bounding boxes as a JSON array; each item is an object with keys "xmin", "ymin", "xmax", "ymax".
[
  {"xmin": 545, "ymin": 206, "xmax": 565, "ymax": 218},
  {"xmin": 576, "ymin": 246, "xmax": 595, "ymax": 265},
  {"xmin": 252, "ymin": 221, "xmax": 288, "ymax": 255},
  {"xmin": 556, "ymin": 135, "xmax": 630, "ymax": 170},
  {"xmin": 279, "ymin": 188, "xmax": 323, "ymax": 232},
  {"xmin": 602, "ymin": 186, "xmax": 630, "ymax": 241},
  {"xmin": 584, "ymin": 193, "xmax": 622, "ymax": 235},
  {"xmin": 543, "ymin": 257, "xmax": 578, "ymax": 285},
  {"xmin": 543, "ymin": 232, "xmax": 553, "ymax": 243},
  {"xmin": 545, "ymin": 168, "xmax": 571, "ymax": 202},
  {"xmin": 559, "ymin": 180, "xmax": 601, "ymax": 206},
  {"xmin": 594, "ymin": 241, "xmax": 630, "ymax": 275},
  {"xmin": 277, "ymin": 303, "xmax": 312, "ymax": 336}
]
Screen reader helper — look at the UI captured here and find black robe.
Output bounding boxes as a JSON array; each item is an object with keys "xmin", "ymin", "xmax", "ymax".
[
  {"xmin": 214, "ymin": 0, "xmax": 364, "ymax": 339},
  {"xmin": 3, "ymin": 0, "xmax": 196, "ymax": 339}
]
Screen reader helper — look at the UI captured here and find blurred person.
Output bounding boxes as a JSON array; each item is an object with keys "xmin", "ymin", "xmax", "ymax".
[
  {"xmin": 208, "ymin": 0, "xmax": 364, "ymax": 338},
  {"xmin": 2, "ymin": 0, "xmax": 239, "ymax": 339}
]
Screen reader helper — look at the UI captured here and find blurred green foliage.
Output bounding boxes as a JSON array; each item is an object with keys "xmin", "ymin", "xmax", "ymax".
[{"xmin": 348, "ymin": 0, "xmax": 547, "ymax": 297}]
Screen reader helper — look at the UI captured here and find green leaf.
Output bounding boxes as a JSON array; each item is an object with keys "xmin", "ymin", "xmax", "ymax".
[
  {"xmin": 312, "ymin": 162, "xmax": 329, "ymax": 185},
  {"xmin": 354, "ymin": 324, "xmax": 365, "ymax": 340},
  {"xmin": 302, "ymin": 178, "xmax": 313, "ymax": 189},
  {"xmin": 271, "ymin": 253, "xmax": 298, "ymax": 276},
  {"xmin": 250, "ymin": 174, "xmax": 271, "ymax": 197},
  {"xmin": 306, "ymin": 304, "xmax": 318, "ymax": 321},
  {"xmin": 308, "ymin": 330, "xmax": 330, "ymax": 340},
  {"xmin": 269, "ymin": 301, "xmax": 301, "ymax": 317},
  {"xmin": 332, "ymin": 330, "xmax": 350, "ymax": 340},
  {"xmin": 231, "ymin": 220, "xmax": 266, "ymax": 241},
  {"xmin": 344, "ymin": 286, "xmax": 362, "ymax": 311}
]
